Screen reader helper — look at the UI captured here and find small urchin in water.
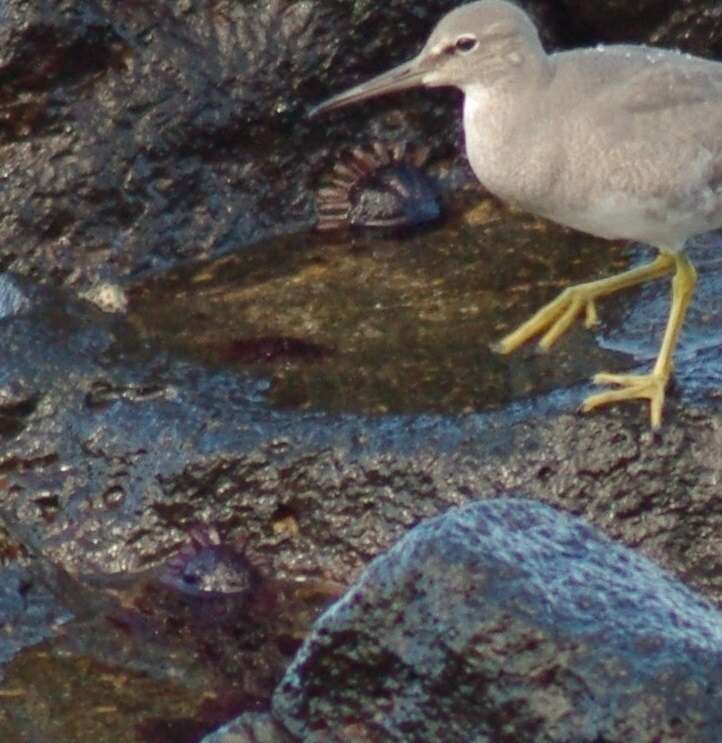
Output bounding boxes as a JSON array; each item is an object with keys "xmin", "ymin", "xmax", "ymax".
[
  {"xmin": 159, "ymin": 527, "xmax": 264, "ymax": 599},
  {"xmin": 315, "ymin": 141, "xmax": 441, "ymax": 231}
]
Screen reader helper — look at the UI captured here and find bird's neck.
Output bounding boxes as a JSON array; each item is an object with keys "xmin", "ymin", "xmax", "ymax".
[
  {"xmin": 460, "ymin": 44, "xmax": 553, "ymax": 121},
  {"xmin": 481, "ymin": 50, "xmax": 552, "ymax": 95},
  {"xmin": 461, "ymin": 56, "xmax": 552, "ymax": 203}
]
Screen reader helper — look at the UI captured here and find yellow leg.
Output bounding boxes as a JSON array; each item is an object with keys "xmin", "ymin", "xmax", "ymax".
[
  {"xmin": 493, "ymin": 252, "xmax": 676, "ymax": 353},
  {"xmin": 581, "ymin": 252, "xmax": 697, "ymax": 428}
]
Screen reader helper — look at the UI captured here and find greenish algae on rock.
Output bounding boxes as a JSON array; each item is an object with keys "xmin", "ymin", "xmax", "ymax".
[
  {"xmin": 0, "ymin": 644, "xmax": 208, "ymax": 743},
  {"xmin": 129, "ymin": 200, "xmax": 632, "ymax": 415},
  {"xmin": 0, "ymin": 564, "xmax": 340, "ymax": 743}
]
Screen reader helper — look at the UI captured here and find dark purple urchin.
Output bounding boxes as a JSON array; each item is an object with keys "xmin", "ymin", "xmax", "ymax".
[
  {"xmin": 159, "ymin": 527, "xmax": 264, "ymax": 599},
  {"xmin": 315, "ymin": 141, "xmax": 441, "ymax": 231}
]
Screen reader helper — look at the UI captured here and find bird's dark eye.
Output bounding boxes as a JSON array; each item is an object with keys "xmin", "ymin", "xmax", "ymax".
[{"xmin": 455, "ymin": 35, "xmax": 478, "ymax": 53}]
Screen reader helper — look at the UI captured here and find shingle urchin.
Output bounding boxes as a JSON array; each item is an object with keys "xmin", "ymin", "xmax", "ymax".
[
  {"xmin": 315, "ymin": 141, "xmax": 441, "ymax": 231},
  {"xmin": 159, "ymin": 527, "xmax": 263, "ymax": 598}
]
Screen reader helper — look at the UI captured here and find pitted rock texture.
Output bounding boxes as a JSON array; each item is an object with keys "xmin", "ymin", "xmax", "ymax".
[
  {"xmin": 272, "ymin": 498, "xmax": 722, "ymax": 742},
  {"xmin": 0, "ymin": 0, "xmax": 465, "ymax": 290}
]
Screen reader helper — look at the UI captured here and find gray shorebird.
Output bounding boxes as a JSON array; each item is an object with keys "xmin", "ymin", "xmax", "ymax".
[{"xmin": 309, "ymin": 0, "xmax": 722, "ymax": 429}]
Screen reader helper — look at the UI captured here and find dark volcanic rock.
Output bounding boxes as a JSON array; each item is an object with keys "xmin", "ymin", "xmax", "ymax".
[
  {"xmin": 548, "ymin": 0, "xmax": 671, "ymax": 45},
  {"xmin": 536, "ymin": 0, "xmax": 722, "ymax": 55},
  {"xmin": 272, "ymin": 498, "xmax": 722, "ymax": 742},
  {"xmin": 3, "ymin": 0, "xmax": 722, "ymax": 739},
  {"xmin": 0, "ymin": 0, "xmax": 466, "ymax": 290},
  {"xmin": 649, "ymin": 1, "xmax": 722, "ymax": 58},
  {"xmin": 0, "ymin": 562, "xmax": 71, "ymax": 672},
  {"xmin": 0, "ymin": 274, "xmax": 31, "ymax": 318}
]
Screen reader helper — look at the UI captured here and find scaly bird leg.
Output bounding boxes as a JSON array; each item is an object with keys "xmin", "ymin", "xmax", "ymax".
[
  {"xmin": 493, "ymin": 252, "xmax": 676, "ymax": 353},
  {"xmin": 581, "ymin": 252, "xmax": 697, "ymax": 428}
]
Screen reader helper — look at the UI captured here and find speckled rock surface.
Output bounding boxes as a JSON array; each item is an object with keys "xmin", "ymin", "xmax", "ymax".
[
  {"xmin": 0, "ymin": 233, "xmax": 720, "ymax": 592},
  {"xmin": 3, "ymin": 0, "xmax": 722, "ymax": 739},
  {"xmin": 272, "ymin": 499, "xmax": 722, "ymax": 742}
]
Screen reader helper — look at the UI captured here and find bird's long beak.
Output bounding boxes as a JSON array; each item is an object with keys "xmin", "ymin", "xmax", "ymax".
[{"xmin": 309, "ymin": 54, "xmax": 430, "ymax": 117}]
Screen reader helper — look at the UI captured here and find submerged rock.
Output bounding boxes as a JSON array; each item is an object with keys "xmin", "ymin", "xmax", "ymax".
[{"xmin": 273, "ymin": 498, "xmax": 722, "ymax": 741}]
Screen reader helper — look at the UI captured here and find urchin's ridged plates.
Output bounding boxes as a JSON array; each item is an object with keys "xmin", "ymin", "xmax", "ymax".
[{"xmin": 315, "ymin": 141, "xmax": 440, "ymax": 231}]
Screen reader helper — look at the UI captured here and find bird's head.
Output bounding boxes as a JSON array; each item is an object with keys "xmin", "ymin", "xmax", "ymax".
[{"xmin": 309, "ymin": 1, "xmax": 547, "ymax": 117}]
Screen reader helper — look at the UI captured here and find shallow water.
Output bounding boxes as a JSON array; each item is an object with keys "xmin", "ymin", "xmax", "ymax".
[
  {"xmin": 598, "ymin": 233, "xmax": 722, "ymax": 363},
  {"xmin": 128, "ymin": 200, "xmax": 634, "ymax": 416}
]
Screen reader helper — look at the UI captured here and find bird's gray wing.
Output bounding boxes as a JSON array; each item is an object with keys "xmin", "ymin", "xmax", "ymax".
[{"xmin": 610, "ymin": 57, "xmax": 722, "ymax": 114}]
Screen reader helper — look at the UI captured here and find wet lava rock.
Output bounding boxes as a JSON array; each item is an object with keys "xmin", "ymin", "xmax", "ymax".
[{"xmin": 272, "ymin": 498, "xmax": 722, "ymax": 741}]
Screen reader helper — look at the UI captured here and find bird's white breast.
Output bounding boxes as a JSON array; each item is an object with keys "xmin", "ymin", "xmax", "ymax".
[
  {"xmin": 462, "ymin": 83, "xmax": 551, "ymax": 208},
  {"xmin": 463, "ymin": 85, "xmax": 503, "ymax": 187}
]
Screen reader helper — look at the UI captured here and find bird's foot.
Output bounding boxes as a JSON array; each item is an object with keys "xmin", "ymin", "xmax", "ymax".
[
  {"xmin": 492, "ymin": 253, "xmax": 677, "ymax": 356},
  {"xmin": 580, "ymin": 371, "xmax": 669, "ymax": 429},
  {"xmin": 492, "ymin": 284, "xmax": 601, "ymax": 354}
]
